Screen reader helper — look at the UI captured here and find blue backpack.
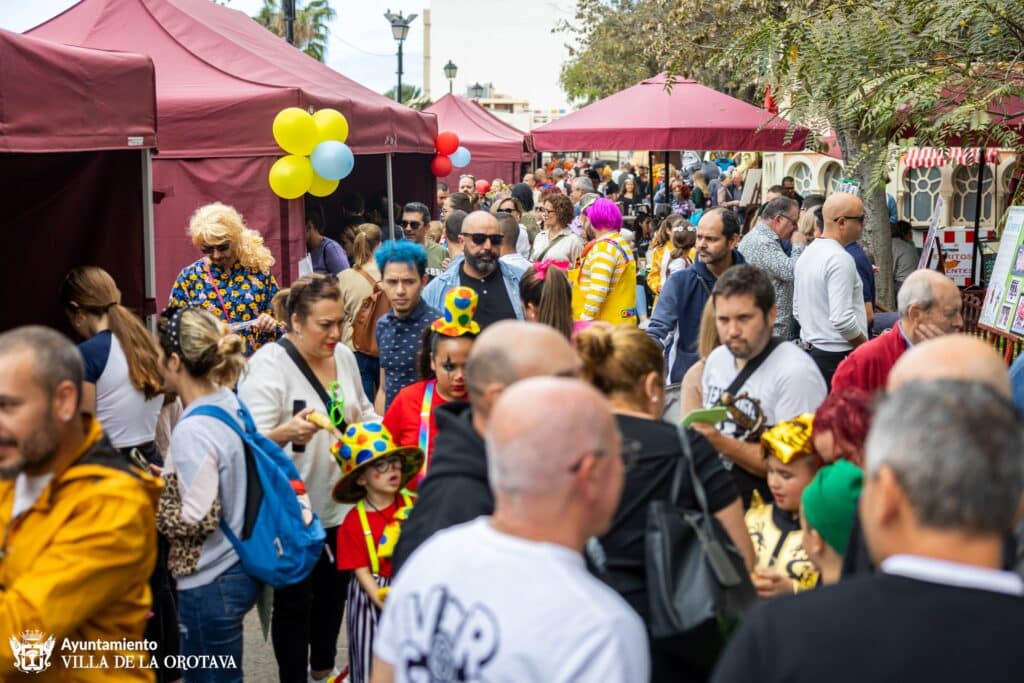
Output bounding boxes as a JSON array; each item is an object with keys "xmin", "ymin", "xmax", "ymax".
[{"xmin": 188, "ymin": 403, "xmax": 326, "ymax": 588}]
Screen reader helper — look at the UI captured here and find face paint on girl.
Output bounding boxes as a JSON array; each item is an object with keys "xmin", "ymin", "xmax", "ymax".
[{"xmin": 431, "ymin": 336, "xmax": 473, "ymax": 401}]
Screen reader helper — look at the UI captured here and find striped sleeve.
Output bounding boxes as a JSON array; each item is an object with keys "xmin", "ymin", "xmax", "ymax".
[{"xmin": 580, "ymin": 240, "xmax": 627, "ymax": 320}]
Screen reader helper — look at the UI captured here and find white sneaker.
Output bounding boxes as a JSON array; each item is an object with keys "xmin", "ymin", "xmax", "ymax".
[{"xmin": 307, "ymin": 666, "xmax": 342, "ymax": 683}]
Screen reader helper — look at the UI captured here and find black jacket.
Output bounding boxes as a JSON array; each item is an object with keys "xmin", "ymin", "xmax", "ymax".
[{"xmin": 392, "ymin": 401, "xmax": 491, "ymax": 573}]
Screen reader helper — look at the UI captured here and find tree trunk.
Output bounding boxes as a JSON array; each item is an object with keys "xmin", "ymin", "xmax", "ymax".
[{"xmin": 836, "ymin": 129, "xmax": 895, "ymax": 311}]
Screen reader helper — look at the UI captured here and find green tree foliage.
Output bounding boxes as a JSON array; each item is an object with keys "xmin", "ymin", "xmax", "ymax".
[
  {"xmin": 556, "ymin": 0, "xmax": 773, "ymax": 105},
  {"xmin": 383, "ymin": 85, "xmax": 431, "ymax": 110},
  {"xmin": 254, "ymin": 0, "xmax": 336, "ymax": 62}
]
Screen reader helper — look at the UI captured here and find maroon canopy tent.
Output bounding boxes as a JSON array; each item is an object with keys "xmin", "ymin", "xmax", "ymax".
[
  {"xmin": 29, "ymin": 0, "xmax": 438, "ymax": 304},
  {"xmin": 531, "ymin": 73, "xmax": 809, "ymax": 152},
  {"xmin": 0, "ymin": 28, "xmax": 156, "ymax": 332},
  {"xmin": 424, "ymin": 94, "xmax": 533, "ymax": 186}
]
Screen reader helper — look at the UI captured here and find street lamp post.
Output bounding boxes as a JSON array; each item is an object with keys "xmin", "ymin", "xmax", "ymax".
[
  {"xmin": 443, "ymin": 60, "xmax": 458, "ymax": 95},
  {"xmin": 385, "ymin": 10, "xmax": 417, "ymax": 104},
  {"xmin": 469, "ymin": 82, "xmax": 484, "ymax": 100}
]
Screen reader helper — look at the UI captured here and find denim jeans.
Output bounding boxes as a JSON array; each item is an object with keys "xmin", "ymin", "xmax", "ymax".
[
  {"xmin": 354, "ymin": 351, "xmax": 380, "ymax": 401},
  {"xmin": 178, "ymin": 562, "xmax": 259, "ymax": 683}
]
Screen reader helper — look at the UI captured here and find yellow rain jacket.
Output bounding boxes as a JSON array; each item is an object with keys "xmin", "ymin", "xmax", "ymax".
[{"xmin": 0, "ymin": 419, "xmax": 161, "ymax": 681}]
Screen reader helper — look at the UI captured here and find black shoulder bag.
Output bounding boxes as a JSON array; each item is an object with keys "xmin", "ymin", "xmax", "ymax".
[
  {"xmin": 277, "ymin": 338, "xmax": 346, "ymax": 433},
  {"xmin": 644, "ymin": 424, "xmax": 757, "ymax": 653}
]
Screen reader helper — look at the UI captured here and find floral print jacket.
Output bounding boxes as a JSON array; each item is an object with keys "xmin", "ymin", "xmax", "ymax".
[{"xmin": 168, "ymin": 258, "xmax": 280, "ymax": 356}]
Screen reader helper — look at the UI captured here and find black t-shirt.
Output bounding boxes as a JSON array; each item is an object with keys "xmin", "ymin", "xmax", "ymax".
[
  {"xmin": 599, "ymin": 415, "xmax": 739, "ymax": 619},
  {"xmin": 459, "ymin": 265, "xmax": 516, "ymax": 330}
]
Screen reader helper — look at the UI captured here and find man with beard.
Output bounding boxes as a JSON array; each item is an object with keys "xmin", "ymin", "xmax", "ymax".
[
  {"xmin": 0, "ymin": 326, "xmax": 160, "ymax": 678},
  {"xmin": 423, "ymin": 211, "xmax": 524, "ymax": 329},
  {"xmin": 647, "ymin": 208, "xmax": 747, "ymax": 383},
  {"xmin": 696, "ymin": 266, "xmax": 826, "ymax": 506}
]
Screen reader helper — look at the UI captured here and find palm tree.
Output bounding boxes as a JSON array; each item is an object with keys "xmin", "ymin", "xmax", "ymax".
[
  {"xmin": 383, "ymin": 85, "xmax": 432, "ymax": 110},
  {"xmin": 253, "ymin": 0, "xmax": 336, "ymax": 63}
]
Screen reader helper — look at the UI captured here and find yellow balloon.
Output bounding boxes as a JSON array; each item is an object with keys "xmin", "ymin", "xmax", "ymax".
[
  {"xmin": 313, "ymin": 108, "xmax": 349, "ymax": 144},
  {"xmin": 273, "ymin": 107, "xmax": 317, "ymax": 156},
  {"xmin": 269, "ymin": 155, "xmax": 314, "ymax": 199},
  {"xmin": 308, "ymin": 174, "xmax": 340, "ymax": 197}
]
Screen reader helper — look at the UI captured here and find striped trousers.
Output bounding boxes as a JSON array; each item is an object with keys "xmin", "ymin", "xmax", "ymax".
[{"xmin": 346, "ymin": 573, "xmax": 391, "ymax": 683}]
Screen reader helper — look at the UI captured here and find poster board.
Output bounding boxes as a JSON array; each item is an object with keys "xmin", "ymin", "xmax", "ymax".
[
  {"xmin": 979, "ymin": 206, "xmax": 1024, "ymax": 333},
  {"xmin": 918, "ymin": 195, "xmax": 945, "ymax": 270},
  {"xmin": 739, "ymin": 169, "xmax": 762, "ymax": 207}
]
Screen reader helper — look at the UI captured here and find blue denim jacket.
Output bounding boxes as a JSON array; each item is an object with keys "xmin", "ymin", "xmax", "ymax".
[{"xmin": 422, "ymin": 256, "xmax": 525, "ymax": 320}]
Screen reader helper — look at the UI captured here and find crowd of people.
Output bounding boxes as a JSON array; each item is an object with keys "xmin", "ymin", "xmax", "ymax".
[{"xmin": 2, "ymin": 148, "xmax": 1023, "ymax": 683}]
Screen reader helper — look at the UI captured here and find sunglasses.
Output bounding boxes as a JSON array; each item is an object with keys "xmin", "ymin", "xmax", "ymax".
[
  {"xmin": 327, "ymin": 381, "xmax": 347, "ymax": 430},
  {"xmin": 465, "ymin": 233, "xmax": 504, "ymax": 246},
  {"xmin": 498, "ymin": 204, "xmax": 517, "ymax": 212},
  {"xmin": 371, "ymin": 456, "xmax": 403, "ymax": 474},
  {"xmin": 200, "ymin": 242, "xmax": 231, "ymax": 255},
  {"xmin": 401, "ymin": 220, "xmax": 423, "ymax": 229}
]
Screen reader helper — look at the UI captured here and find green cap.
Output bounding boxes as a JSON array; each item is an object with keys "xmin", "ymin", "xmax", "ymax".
[{"xmin": 801, "ymin": 460, "xmax": 864, "ymax": 555}]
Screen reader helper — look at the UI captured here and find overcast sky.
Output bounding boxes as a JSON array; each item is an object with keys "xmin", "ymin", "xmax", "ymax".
[{"xmin": 2, "ymin": 0, "xmax": 575, "ymax": 110}]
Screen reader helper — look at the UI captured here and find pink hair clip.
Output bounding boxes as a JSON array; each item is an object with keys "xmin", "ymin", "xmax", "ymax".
[{"xmin": 533, "ymin": 259, "xmax": 570, "ymax": 281}]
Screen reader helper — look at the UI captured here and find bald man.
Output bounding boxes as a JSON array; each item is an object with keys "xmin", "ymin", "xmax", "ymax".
[
  {"xmin": 372, "ymin": 378, "xmax": 649, "ymax": 683},
  {"xmin": 838, "ymin": 334, "xmax": 1012, "ymax": 579},
  {"xmin": 422, "ymin": 211, "xmax": 525, "ymax": 328},
  {"xmin": 886, "ymin": 334, "xmax": 1010, "ymax": 396},
  {"xmin": 793, "ymin": 192, "xmax": 870, "ymax": 388},
  {"xmin": 832, "ymin": 269, "xmax": 964, "ymax": 394},
  {"xmin": 392, "ymin": 321, "xmax": 582, "ymax": 571}
]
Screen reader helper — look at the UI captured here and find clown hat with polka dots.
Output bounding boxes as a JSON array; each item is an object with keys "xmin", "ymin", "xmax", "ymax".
[
  {"xmin": 430, "ymin": 286, "xmax": 481, "ymax": 337},
  {"xmin": 331, "ymin": 422, "xmax": 424, "ymax": 504}
]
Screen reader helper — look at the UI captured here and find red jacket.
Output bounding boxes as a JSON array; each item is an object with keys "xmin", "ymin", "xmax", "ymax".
[{"xmin": 831, "ymin": 324, "xmax": 910, "ymax": 394}]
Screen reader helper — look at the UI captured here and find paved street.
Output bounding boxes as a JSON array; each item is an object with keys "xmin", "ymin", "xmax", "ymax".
[{"xmin": 243, "ymin": 609, "xmax": 348, "ymax": 682}]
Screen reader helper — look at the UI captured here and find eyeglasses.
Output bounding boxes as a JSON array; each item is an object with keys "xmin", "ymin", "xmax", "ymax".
[
  {"xmin": 839, "ymin": 215, "xmax": 865, "ymax": 223},
  {"xmin": 779, "ymin": 214, "xmax": 799, "ymax": 227},
  {"xmin": 371, "ymin": 456, "xmax": 403, "ymax": 474},
  {"xmin": 567, "ymin": 439, "xmax": 642, "ymax": 474},
  {"xmin": 400, "ymin": 220, "xmax": 423, "ymax": 229},
  {"xmin": 541, "ymin": 207, "xmax": 555, "ymax": 214},
  {"xmin": 499, "ymin": 204, "xmax": 517, "ymax": 212},
  {"xmin": 465, "ymin": 233, "xmax": 504, "ymax": 246},
  {"xmin": 200, "ymin": 242, "xmax": 231, "ymax": 255}
]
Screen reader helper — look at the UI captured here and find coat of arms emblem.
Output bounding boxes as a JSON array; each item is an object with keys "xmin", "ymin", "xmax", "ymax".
[{"xmin": 10, "ymin": 630, "xmax": 56, "ymax": 673}]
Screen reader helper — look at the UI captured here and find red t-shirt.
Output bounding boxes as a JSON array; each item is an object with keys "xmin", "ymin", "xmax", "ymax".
[
  {"xmin": 382, "ymin": 380, "xmax": 448, "ymax": 491},
  {"xmin": 337, "ymin": 498, "xmax": 404, "ymax": 577}
]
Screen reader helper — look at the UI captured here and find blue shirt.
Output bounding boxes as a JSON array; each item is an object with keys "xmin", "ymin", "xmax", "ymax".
[
  {"xmin": 375, "ymin": 299, "xmax": 440, "ymax": 409},
  {"xmin": 845, "ymin": 242, "xmax": 876, "ymax": 305},
  {"xmin": 310, "ymin": 236, "xmax": 350, "ymax": 277}
]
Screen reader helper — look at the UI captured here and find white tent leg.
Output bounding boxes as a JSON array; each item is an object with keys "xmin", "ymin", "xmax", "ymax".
[{"xmin": 386, "ymin": 153, "xmax": 397, "ymax": 241}]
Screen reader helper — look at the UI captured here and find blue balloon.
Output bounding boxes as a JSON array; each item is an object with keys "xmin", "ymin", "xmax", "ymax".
[
  {"xmin": 450, "ymin": 146, "xmax": 471, "ymax": 168},
  {"xmin": 311, "ymin": 140, "xmax": 354, "ymax": 180}
]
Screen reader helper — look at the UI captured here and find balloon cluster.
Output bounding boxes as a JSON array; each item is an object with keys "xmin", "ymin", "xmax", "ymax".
[
  {"xmin": 430, "ymin": 130, "xmax": 471, "ymax": 177},
  {"xmin": 268, "ymin": 108, "xmax": 355, "ymax": 199}
]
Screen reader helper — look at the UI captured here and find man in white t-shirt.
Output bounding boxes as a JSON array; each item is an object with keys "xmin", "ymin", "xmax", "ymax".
[
  {"xmin": 372, "ymin": 378, "xmax": 650, "ymax": 683},
  {"xmin": 699, "ymin": 265, "xmax": 827, "ymax": 506},
  {"xmin": 793, "ymin": 192, "xmax": 869, "ymax": 388}
]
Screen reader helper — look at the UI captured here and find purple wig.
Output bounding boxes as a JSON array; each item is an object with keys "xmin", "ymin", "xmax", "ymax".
[{"xmin": 584, "ymin": 197, "xmax": 623, "ymax": 232}]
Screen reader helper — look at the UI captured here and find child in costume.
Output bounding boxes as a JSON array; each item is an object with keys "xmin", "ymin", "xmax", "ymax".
[
  {"xmin": 382, "ymin": 286, "xmax": 479, "ymax": 489},
  {"xmin": 332, "ymin": 422, "xmax": 423, "ymax": 683},
  {"xmin": 800, "ymin": 460, "xmax": 864, "ymax": 585},
  {"xmin": 746, "ymin": 413, "xmax": 822, "ymax": 598}
]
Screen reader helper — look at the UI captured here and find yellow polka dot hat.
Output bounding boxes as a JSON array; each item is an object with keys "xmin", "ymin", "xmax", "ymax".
[
  {"xmin": 331, "ymin": 421, "xmax": 424, "ymax": 503},
  {"xmin": 430, "ymin": 286, "xmax": 481, "ymax": 337}
]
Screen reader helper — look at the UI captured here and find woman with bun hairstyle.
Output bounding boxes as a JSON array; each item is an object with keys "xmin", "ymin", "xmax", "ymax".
[
  {"xmin": 576, "ymin": 324, "xmax": 753, "ymax": 683},
  {"xmin": 60, "ymin": 266, "xmax": 164, "ymax": 460},
  {"xmin": 237, "ymin": 273, "xmax": 377, "ymax": 683},
  {"xmin": 155, "ymin": 306, "xmax": 256, "ymax": 682},
  {"xmin": 518, "ymin": 260, "xmax": 573, "ymax": 339},
  {"xmin": 168, "ymin": 202, "xmax": 281, "ymax": 356},
  {"xmin": 337, "ymin": 224, "xmax": 384, "ymax": 398}
]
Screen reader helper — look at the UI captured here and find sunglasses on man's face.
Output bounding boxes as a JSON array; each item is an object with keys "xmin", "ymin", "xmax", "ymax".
[
  {"xmin": 464, "ymin": 233, "xmax": 504, "ymax": 246},
  {"xmin": 200, "ymin": 242, "xmax": 231, "ymax": 255},
  {"xmin": 401, "ymin": 220, "xmax": 423, "ymax": 229}
]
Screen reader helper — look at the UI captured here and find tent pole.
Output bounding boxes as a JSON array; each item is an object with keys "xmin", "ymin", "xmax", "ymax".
[
  {"xmin": 648, "ymin": 150, "xmax": 654, "ymax": 214},
  {"xmin": 140, "ymin": 150, "xmax": 156, "ymax": 331},
  {"xmin": 973, "ymin": 150, "xmax": 984, "ymax": 286},
  {"xmin": 663, "ymin": 150, "xmax": 669, "ymax": 201},
  {"xmin": 386, "ymin": 153, "xmax": 397, "ymax": 241}
]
